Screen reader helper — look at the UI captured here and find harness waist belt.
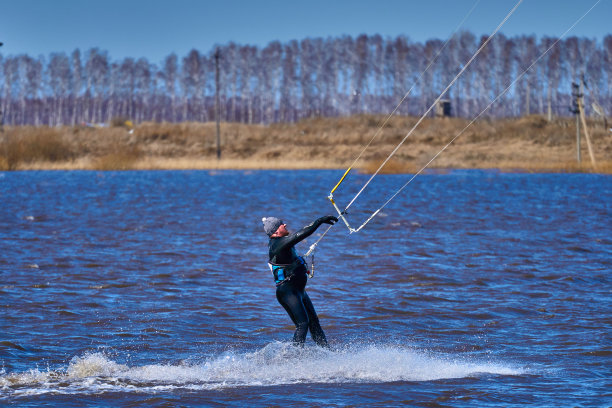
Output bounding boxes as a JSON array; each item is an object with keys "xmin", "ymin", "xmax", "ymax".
[{"xmin": 268, "ymin": 256, "xmax": 306, "ymax": 285}]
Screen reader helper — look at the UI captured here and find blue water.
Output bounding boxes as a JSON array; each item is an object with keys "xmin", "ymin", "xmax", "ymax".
[{"xmin": 0, "ymin": 170, "xmax": 610, "ymax": 407}]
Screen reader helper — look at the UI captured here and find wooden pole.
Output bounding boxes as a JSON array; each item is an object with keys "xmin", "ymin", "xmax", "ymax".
[
  {"xmin": 576, "ymin": 110, "xmax": 581, "ymax": 163},
  {"xmin": 215, "ymin": 48, "xmax": 221, "ymax": 160},
  {"xmin": 572, "ymin": 81, "xmax": 581, "ymax": 163},
  {"xmin": 578, "ymin": 98, "xmax": 597, "ymax": 167}
]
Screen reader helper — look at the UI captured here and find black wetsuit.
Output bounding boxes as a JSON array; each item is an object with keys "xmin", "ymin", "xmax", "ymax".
[{"xmin": 268, "ymin": 217, "xmax": 334, "ymax": 347}]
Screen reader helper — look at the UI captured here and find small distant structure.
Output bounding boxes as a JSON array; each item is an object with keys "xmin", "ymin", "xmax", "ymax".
[{"xmin": 435, "ymin": 99, "xmax": 452, "ymax": 117}]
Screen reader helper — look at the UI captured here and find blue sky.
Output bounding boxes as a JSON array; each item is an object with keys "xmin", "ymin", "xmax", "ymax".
[{"xmin": 0, "ymin": 0, "xmax": 609, "ymax": 64}]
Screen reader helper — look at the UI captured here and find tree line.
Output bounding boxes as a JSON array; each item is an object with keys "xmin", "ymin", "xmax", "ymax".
[{"xmin": 1, "ymin": 32, "xmax": 610, "ymax": 127}]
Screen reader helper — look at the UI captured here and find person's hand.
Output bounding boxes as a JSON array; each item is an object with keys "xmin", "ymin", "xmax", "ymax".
[{"xmin": 319, "ymin": 215, "xmax": 338, "ymax": 225}]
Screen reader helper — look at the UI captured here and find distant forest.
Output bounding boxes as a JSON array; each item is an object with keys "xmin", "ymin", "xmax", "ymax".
[{"xmin": 1, "ymin": 32, "xmax": 611, "ymax": 126}]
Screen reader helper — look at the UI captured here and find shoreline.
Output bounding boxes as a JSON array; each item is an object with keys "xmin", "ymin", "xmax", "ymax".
[
  {"xmin": 10, "ymin": 157, "xmax": 611, "ymax": 174},
  {"xmin": 2, "ymin": 115, "xmax": 610, "ymax": 173}
]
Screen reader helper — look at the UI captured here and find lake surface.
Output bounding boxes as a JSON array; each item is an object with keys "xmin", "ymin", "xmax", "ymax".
[{"xmin": 1, "ymin": 170, "xmax": 610, "ymax": 407}]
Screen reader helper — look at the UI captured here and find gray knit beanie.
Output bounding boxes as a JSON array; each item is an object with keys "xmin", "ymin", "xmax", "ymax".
[{"xmin": 262, "ymin": 217, "xmax": 283, "ymax": 236}]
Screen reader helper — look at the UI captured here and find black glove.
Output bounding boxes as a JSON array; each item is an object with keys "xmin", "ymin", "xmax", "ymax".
[{"xmin": 318, "ymin": 215, "xmax": 338, "ymax": 225}]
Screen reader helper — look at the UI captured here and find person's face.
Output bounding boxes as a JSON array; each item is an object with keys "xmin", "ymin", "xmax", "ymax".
[{"xmin": 274, "ymin": 223, "xmax": 289, "ymax": 237}]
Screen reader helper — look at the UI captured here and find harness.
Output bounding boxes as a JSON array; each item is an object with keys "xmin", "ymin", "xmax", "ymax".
[{"xmin": 268, "ymin": 255, "xmax": 307, "ymax": 286}]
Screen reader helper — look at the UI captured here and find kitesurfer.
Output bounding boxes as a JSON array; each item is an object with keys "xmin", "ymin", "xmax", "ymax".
[{"xmin": 262, "ymin": 215, "xmax": 338, "ymax": 347}]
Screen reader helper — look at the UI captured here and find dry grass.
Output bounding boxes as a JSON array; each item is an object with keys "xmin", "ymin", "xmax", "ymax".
[
  {"xmin": 93, "ymin": 147, "xmax": 142, "ymax": 170},
  {"xmin": 1, "ymin": 115, "xmax": 610, "ymax": 173},
  {"xmin": 0, "ymin": 127, "xmax": 74, "ymax": 170},
  {"xmin": 360, "ymin": 158, "xmax": 419, "ymax": 174},
  {"xmin": 131, "ymin": 157, "xmax": 338, "ymax": 170},
  {"xmin": 508, "ymin": 160, "xmax": 612, "ymax": 173}
]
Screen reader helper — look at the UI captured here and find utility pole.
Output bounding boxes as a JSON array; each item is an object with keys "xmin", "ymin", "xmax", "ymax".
[
  {"xmin": 570, "ymin": 75, "xmax": 597, "ymax": 167},
  {"xmin": 570, "ymin": 81, "xmax": 581, "ymax": 163},
  {"xmin": 214, "ymin": 48, "xmax": 221, "ymax": 160},
  {"xmin": 578, "ymin": 74, "xmax": 597, "ymax": 167}
]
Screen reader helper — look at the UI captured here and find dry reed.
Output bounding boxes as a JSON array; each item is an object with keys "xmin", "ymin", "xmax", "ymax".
[{"xmin": 0, "ymin": 127, "xmax": 74, "ymax": 170}]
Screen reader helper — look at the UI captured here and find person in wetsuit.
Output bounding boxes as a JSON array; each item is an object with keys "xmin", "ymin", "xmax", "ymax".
[{"xmin": 262, "ymin": 215, "xmax": 338, "ymax": 347}]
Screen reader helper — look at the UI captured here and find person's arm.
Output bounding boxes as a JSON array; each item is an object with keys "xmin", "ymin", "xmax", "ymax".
[{"xmin": 275, "ymin": 215, "xmax": 338, "ymax": 252}]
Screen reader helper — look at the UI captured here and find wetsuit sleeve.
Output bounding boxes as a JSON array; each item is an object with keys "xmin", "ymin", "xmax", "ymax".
[{"xmin": 272, "ymin": 217, "xmax": 330, "ymax": 254}]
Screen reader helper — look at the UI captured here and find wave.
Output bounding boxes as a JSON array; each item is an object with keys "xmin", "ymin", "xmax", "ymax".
[{"xmin": 0, "ymin": 342, "xmax": 524, "ymax": 398}]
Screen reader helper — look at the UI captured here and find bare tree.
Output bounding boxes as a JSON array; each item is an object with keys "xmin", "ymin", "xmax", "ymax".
[
  {"xmin": 85, "ymin": 48, "xmax": 110, "ymax": 123},
  {"xmin": 151, "ymin": 63, "xmax": 163, "ymax": 122},
  {"xmin": 388, "ymin": 36, "xmax": 411, "ymax": 115},
  {"xmin": 23, "ymin": 55, "xmax": 43, "ymax": 125},
  {"xmin": 2, "ymin": 57, "xmax": 19, "ymax": 124},
  {"xmin": 351, "ymin": 34, "xmax": 370, "ymax": 114},
  {"xmin": 162, "ymin": 54, "xmax": 178, "ymax": 122},
  {"xmin": 370, "ymin": 34, "xmax": 385, "ymax": 114},
  {"xmin": 320, "ymin": 37, "xmax": 341, "ymax": 117},
  {"xmin": 540, "ymin": 37, "xmax": 561, "ymax": 119},
  {"xmin": 236, "ymin": 45, "xmax": 258, "ymax": 124},
  {"xmin": 280, "ymin": 40, "xmax": 298, "ymax": 122},
  {"xmin": 118, "ymin": 58, "xmax": 135, "ymax": 119},
  {"xmin": 260, "ymin": 41, "xmax": 282, "ymax": 123},
  {"xmin": 70, "ymin": 49, "xmax": 83, "ymax": 125},
  {"xmin": 47, "ymin": 52, "xmax": 72, "ymax": 126},
  {"xmin": 422, "ymin": 39, "xmax": 441, "ymax": 114},
  {"xmin": 107, "ymin": 62, "xmax": 120, "ymax": 122},
  {"xmin": 514, "ymin": 35, "xmax": 538, "ymax": 116},
  {"xmin": 219, "ymin": 43, "xmax": 239, "ymax": 122},
  {"xmin": 134, "ymin": 58, "xmax": 151, "ymax": 123},
  {"xmin": 181, "ymin": 49, "xmax": 206, "ymax": 122}
]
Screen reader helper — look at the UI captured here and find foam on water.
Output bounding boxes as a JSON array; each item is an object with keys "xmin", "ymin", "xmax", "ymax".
[{"xmin": 1, "ymin": 342, "xmax": 524, "ymax": 398}]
